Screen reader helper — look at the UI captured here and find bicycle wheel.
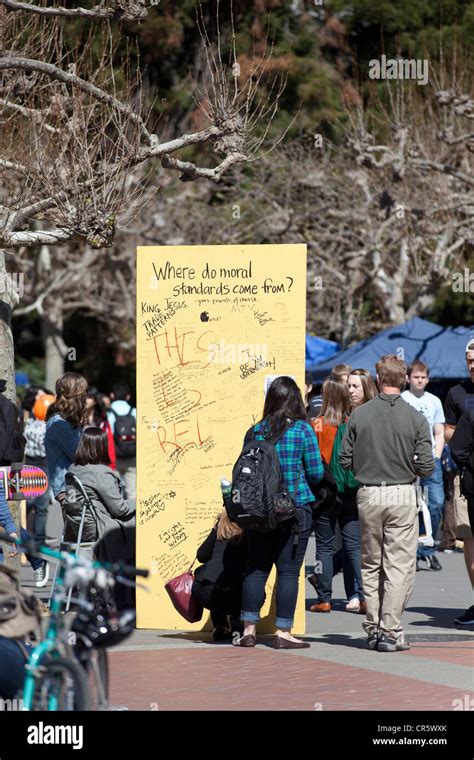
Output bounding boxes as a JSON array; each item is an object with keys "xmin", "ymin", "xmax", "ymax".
[
  {"xmin": 32, "ymin": 656, "xmax": 90, "ymax": 711},
  {"xmin": 83, "ymin": 648, "xmax": 109, "ymax": 711}
]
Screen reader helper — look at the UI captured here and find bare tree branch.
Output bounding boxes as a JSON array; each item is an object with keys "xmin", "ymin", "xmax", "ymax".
[
  {"xmin": 0, "ymin": 0, "xmax": 148, "ymax": 21},
  {"xmin": 0, "ymin": 55, "xmax": 153, "ymax": 142}
]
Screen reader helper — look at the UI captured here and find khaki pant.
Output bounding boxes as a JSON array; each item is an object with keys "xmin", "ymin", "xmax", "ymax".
[
  {"xmin": 357, "ymin": 484, "xmax": 418, "ymax": 641},
  {"xmin": 453, "ymin": 474, "xmax": 473, "ymax": 540}
]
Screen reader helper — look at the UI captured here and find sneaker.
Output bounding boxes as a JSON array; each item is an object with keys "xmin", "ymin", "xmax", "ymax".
[
  {"xmin": 377, "ymin": 633, "xmax": 410, "ymax": 652},
  {"xmin": 367, "ymin": 631, "xmax": 378, "ymax": 650},
  {"xmin": 34, "ymin": 562, "xmax": 49, "ymax": 588},
  {"xmin": 453, "ymin": 606, "xmax": 474, "ymax": 626},
  {"xmin": 438, "ymin": 546, "xmax": 453, "ymax": 554},
  {"xmin": 345, "ymin": 598, "xmax": 361, "ymax": 612}
]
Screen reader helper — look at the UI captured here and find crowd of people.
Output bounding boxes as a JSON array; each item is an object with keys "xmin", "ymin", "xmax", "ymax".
[
  {"xmin": 193, "ymin": 341, "xmax": 474, "ymax": 651},
  {"xmin": 0, "ymin": 339, "xmax": 473, "ymax": 680},
  {"xmin": 0, "ymin": 374, "xmax": 137, "ymax": 587}
]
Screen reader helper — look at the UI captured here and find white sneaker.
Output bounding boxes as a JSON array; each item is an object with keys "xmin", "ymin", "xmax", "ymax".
[{"xmin": 34, "ymin": 562, "xmax": 50, "ymax": 588}]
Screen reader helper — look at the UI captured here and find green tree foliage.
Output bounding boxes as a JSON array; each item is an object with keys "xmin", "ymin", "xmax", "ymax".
[{"xmin": 330, "ymin": 0, "xmax": 474, "ymax": 63}]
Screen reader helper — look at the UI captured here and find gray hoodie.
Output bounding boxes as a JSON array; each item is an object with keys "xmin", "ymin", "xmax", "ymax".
[{"xmin": 340, "ymin": 393, "xmax": 434, "ymax": 486}]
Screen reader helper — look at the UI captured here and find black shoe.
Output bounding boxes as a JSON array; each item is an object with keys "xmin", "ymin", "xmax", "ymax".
[
  {"xmin": 453, "ymin": 606, "xmax": 474, "ymax": 626},
  {"xmin": 230, "ymin": 617, "xmax": 244, "ymax": 637},
  {"xmin": 377, "ymin": 633, "xmax": 410, "ymax": 652},
  {"xmin": 234, "ymin": 634, "xmax": 256, "ymax": 647},
  {"xmin": 416, "ymin": 559, "xmax": 420, "ymax": 572},
  {"xmin": 426, "ymin": 555, "xmax": 442, "ymax": 571},
  {"xmin": 367, "ymin": 631, "xmax": 378, "ymax": 650},
  {"xmin": 212, "ymin": 626, "xmax": 232, "ymax": 641}
]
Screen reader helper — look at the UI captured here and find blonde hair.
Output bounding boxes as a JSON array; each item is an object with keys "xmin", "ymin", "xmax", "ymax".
[{"xmin": 216, "ymin": 509, "xmax": 243, "ymax": 543}]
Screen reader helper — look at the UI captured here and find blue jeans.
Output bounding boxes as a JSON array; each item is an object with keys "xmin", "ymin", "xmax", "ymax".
[
  {"xmin": 418, "ymin": 458, "xmax": 445, "ymax": 558},
  {"xmin": 242, "ymin": 508, "xmax": 312, "ymax": 629},
  {"xmin": 25, "ymin": 457, "xmax": 50, "ymax": 545},
  {"xmin": 0, "ymin": 637, "xmax": 30, "ymax": 699},
  {"xmin": 313, "ymin": 492, "xmax": 363, "ymax": 602},
  {"xmin": 0, "ymin": 528, "xmax": 42, "ymax": 571}
]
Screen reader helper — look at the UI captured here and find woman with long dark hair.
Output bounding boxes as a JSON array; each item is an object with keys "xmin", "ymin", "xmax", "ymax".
[
  {"xmin": 64, "ymin": 427, "xmax": 135, "ymax": 562},
  {"xmin": 45, "ymin": 373, "xmax": 88, "ymax": 503},
  {"xmin": 237, "ymin": 376, "xmax": 324, "ymax": 649}
]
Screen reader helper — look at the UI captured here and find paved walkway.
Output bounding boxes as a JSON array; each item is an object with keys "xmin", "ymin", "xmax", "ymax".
[{"xmin": 23, "ymin": 535, "xmax": 473, "ymax": 711}]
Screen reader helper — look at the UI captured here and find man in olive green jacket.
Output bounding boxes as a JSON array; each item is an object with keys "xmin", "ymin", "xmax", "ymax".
[{"xmin": 340, "ymin": 355, "xmax": 434, "ymax": 652}]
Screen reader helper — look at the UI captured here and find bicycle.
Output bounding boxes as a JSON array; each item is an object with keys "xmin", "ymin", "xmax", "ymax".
[{"xmin": 0, "ymin": 533, "xmax": 148, "ymax": 711}]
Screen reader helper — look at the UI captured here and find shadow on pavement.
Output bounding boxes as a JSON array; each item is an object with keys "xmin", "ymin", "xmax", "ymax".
[{"xmin": 406, "ymin": 606, "xmax": 474, "ymax": 632}]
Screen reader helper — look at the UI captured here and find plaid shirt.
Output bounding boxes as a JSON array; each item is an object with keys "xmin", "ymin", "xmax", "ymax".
[{"xmin": 252, "ymin": 419, "xmax": 324, "ymax": 507}]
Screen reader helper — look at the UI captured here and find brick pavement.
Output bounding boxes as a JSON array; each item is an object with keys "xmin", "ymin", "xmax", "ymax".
[{"xmin": 108, "ymin": 641, "xmax": 474, "ymax": 711}]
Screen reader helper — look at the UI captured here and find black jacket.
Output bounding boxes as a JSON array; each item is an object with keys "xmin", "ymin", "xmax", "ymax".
[
  {"xmin": 194, "ymin": 527, "xmax": 247, "ymax": 590},
  {"xmin": 0, "ymin": 381, "xmax": 25, "ymax": 465},
  {"xmin": 450, "ymin": 409, "xmax": 474, "ymax": 499}
]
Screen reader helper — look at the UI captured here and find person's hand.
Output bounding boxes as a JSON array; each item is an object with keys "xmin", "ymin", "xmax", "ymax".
[{"xmin": 7, "ymin": 532, "xmax": 18, "ymax": 557}]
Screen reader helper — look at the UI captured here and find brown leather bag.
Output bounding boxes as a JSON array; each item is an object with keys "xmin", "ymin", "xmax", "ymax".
[{"xmin": 0, "ymin": 566, "xmax": 41, "ymax": 638}]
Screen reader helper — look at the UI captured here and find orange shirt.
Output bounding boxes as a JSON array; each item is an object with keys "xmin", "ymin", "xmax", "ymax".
[{"xmin": 310, "ymin": 418, "xmax": 338, "ymax": 464}]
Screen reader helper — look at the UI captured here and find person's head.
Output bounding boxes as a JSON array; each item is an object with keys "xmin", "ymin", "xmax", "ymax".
[
  {"xmin": 407, "ymin": 361, "xmax": 430, "ymax": 394},
  {"xmin": 75, "ymin": 427, "xmax": 111, "ymax": 466},
  {"xmin": 86, "ymin": 386, "xmax": 97, "ymax": 412},
  {"xmin": 22, "ymin": 385, "xmax": 53, "ymax": 413},
  {"xmin": 22, "ymin": 385, "xmax": 43, "ymax": 413},
  {"xmin": 319, "ymin": 376, "xmax": 351, "ymax": 426},
  {"xmin": 466, "ymin": 338, "xmax": 474, "ymax": 382},
  {"xmin": 46, "ymin": 372, "xmax": 88, "ymax": 427},
  {"xmin": 261, "ymin": 376, "xmax": 306, "ymax": 439},
  {"xmin": 304, "ymin": 372, "xmax": 313, "ymax": 403},
  {"xmin": 100, "ymin": 393, "xmax": 112, "ymax": 409},
  {"xmin": 216, "ymin": 509, "xmax": 243, "ymax": 543},
  {"xmin": 331, "ymin": 364, "xmax": 352, "ymax": 384},
  {"xmin": 86, "ymin": 386, "xmax": 107, "ymax": 422},
  {"xmin": 347, "ymin": 369, "xmax": 378, "ymax": 407},
  {"xmin": 375, "ymin": 355, "xmax": 407, "ymax": 393},
  {"xmin": 111, "ymin": 383, "xmax": 131, "ymax": 402}
]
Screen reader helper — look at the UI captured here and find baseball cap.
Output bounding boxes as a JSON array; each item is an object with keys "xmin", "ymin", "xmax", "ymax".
[{"xmin": 466, "ymin": 338, "xmax": 474, "ymax": 353}]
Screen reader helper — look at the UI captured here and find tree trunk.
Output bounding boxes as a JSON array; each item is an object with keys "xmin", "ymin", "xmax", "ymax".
[
  {"xmin": 0, "ymin": 250, "xmax": 20, "ymax": 571},
  {"xmin": 42, "ymin": 295, "xmax": 67, "ymax": 391},
  {"xmin": 0, "ymin": 250, "xmax": 18, "ymax": 403}
]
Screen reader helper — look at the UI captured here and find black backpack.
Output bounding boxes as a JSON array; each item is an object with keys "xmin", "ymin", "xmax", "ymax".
[
  {"xmin": 110, "ymin": 408, "xmax": 136, "ymax": 458},
  {"xmin": 226, "ymin": 423, "xmax": 300, "ymax": 532},
  {"xmin": 0, "ymin": 392, "xmax": 26, "ymax": 465}
]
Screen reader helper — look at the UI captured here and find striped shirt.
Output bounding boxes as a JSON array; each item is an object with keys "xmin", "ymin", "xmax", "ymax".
[{"xmin": 251, "ymin": 418, "xmax": 324, "ymax": 510}]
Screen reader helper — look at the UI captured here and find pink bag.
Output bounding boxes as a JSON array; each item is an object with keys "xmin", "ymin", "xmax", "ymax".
[{"xmin": 164, "ymin": 562, "xmax": 204, "ymax": 623}]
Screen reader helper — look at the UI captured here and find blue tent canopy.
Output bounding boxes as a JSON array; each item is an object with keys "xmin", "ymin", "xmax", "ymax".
[
  {"xmin": 306, "ymin": 335, "xmax": 340, "ymax": 370},
  {"xmin": 15, "ymin": 371, "xmax": 30, "ymax": 386},
  {"xmin": 310, "ymin": 317, "xmax": 474, "ymax": 382}
]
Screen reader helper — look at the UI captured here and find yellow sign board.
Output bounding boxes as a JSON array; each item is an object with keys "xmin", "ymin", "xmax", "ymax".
[{"xmin": 136, "ymin": 244, "xmax": 307, "ymax": 631}]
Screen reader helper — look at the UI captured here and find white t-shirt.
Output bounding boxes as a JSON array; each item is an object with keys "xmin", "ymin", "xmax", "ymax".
[{"xmin": 401, "ymin": 390, "xmax": 445, "ymax": 454}]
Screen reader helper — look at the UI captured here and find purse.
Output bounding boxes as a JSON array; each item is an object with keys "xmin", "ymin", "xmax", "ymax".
[
  {"xmin": 0, "ymin": 565, "xmax": 41, "ymax": 638},
  {"xmin": 164, "ymin": 560, "xmax": 204, "ymax": 623}
]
